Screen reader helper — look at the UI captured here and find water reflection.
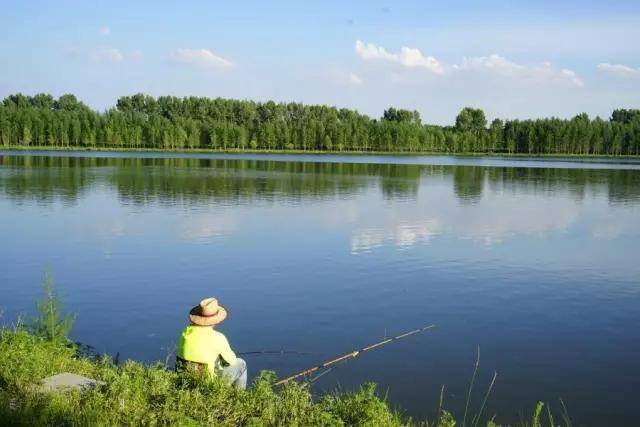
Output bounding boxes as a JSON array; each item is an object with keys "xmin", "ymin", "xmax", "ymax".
[
  {"xmin": 453, "ymin": 166, "xmax": 485, "ymax": 203},
  {"xmin": 180, "ymin": 214, "xmax": 237, "ymax": 243},
  {"xmin": 351, "ymin": 220, "xmax": 442, "ymax": 254},
  {"xmin": 2, "ymin": 154, "xmax": 640, "ymax": 250},
  {"xmin": 2, "ymin": 152, "xmax": 640, "ymax": 426},
  {"xmin": 1, "ymin": 154, "xmax": 640, "ymax": 206}
]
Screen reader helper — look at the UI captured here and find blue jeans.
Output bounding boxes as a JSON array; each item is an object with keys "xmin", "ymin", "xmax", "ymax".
[{"xmin": 221, "ymin": 358, "xmax": 247, "ymax": 390}]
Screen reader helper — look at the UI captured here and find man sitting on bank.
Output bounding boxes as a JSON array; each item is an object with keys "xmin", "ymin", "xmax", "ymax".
[{"xmin": 176, "ymin": 297, "xmax": 247, "ymax": 389}]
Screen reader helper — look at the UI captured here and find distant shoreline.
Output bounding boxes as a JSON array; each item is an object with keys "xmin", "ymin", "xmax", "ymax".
[
  {"xmin": 3, "ymin": 93, "xmax": 639, "ymax": 157},
  {"xmin": 4, "ymin": 145, "xmax": 640, "ymax": 161}
]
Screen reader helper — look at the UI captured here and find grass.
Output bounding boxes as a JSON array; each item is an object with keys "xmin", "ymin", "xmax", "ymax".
[
  {"xmin": 2, "ymin": 144, "xmax": 640, "ymax": 160},
  {"xmin": 0, "ymin": 327, "xmax": 408, "ymax": 426},
  {"xmin": 0, "ymin": 274, "xmax": 574, "ymax": 426}
]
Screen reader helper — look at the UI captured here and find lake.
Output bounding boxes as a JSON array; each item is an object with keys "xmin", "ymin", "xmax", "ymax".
[{"xmin": 1, "ymin": 151, "xmax": 639, "ymax": 425}]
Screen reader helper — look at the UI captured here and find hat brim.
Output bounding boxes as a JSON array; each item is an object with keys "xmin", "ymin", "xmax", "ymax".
[{"xmin": 189, "ymin": 304, "xmax": 228, "ymax": 326}]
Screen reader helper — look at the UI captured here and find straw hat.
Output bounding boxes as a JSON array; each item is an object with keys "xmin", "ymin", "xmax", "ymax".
[{"xmin": 189, "ymin": 297, "xmax": 228, "ymax": 326}]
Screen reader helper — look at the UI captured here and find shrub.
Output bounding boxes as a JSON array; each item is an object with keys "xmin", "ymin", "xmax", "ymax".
[{"xmin": 30, "ymin": 271, "xmax": 75, "ymax": 343}]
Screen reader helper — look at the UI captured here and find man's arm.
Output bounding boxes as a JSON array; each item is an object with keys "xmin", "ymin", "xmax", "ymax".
[{"xmin": 218, "ymin": 334, "xmax": 238, "ymax": 366}]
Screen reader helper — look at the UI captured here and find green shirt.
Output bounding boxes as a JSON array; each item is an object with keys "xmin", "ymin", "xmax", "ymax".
[{"xmin": 177, "ymin": 325, "xmax": 238, "ymax": 376}]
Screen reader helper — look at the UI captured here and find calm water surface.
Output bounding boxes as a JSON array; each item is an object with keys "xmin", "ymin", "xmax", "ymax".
[{"xmin": 1, "ymin": 151, "xmax": 639, "ymax": 425}]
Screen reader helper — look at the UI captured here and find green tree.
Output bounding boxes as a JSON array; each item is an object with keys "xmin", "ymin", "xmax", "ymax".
[
  {"xmin": 489, "ymin": 119, "xmax": 503, "ymax": 152},
  {"xmin": 456, "ymin": 107, "xmax": 487, "ymax": 138}
]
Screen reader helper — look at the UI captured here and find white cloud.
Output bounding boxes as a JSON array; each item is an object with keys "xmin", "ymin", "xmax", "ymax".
[
  {"xmin": 355, "ymin": 40, "xmax": 396, "ymax": 61},
  {"xmin": 99, "ymin": 26, "xmax": 110, "ymax": 36},
  {"xmin": 355, "ymin": 40, "xmax": 445, "ymax": 74},
  {"xmin": 455, "ymin": 54, "xmax": 584, "ymax": 87},
  {"xmin": 89, "ymin": 48, "xmax": 124, "ymax": 63},
  {"xmin": 349, "ymin": 72, "xmax": 362, "ymax": 85},
  {"xmin": 354, "ymin": 41, "xmax": 581, "ymax": 87},
  {"xmin": 559, "ymin": 69, "xmax": 584, "ymax": 87},
  {"xmin": 398, "ymin": 47, "xmax": 443, "ymax": 73},
  {"xmin": 597, "ymin": 62, "xmax": 640, "ymax": 77},
  {"xmin": 169, "ymin": 48, "xmax": 233, "ymax": 71}
]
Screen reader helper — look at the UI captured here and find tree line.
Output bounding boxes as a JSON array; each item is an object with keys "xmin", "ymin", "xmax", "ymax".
[{"xmin": 1, "ymin": 93, "xmax": 639, "ymax": 155}]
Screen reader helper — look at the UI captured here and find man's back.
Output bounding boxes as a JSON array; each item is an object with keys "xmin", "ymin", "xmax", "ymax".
[{"xmin": 177, "ymin": 325, "xmax": 238, "ymax": 376}]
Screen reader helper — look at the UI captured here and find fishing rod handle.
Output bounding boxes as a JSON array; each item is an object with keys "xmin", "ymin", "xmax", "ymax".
[{"xmin": 274, "ymin": 366, "xmax": 319, "ymax": 386}]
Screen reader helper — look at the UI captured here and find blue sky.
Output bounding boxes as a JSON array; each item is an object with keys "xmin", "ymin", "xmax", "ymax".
[{"xmin": 1, "ymin": 0, "xmax": 639, "ymax": 124}]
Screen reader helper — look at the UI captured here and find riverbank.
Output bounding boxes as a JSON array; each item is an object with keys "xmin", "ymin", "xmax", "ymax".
[
  {"xmin": 0, "ymin": 327, "xmax": 409, "ymax": 426},
  {"xmin": 0, "ymin": 326, "xmax": 572, "ymax": 426},
  {"xmin": 3, "ymin": 145, "xmax": 640, "ymax": 160}
]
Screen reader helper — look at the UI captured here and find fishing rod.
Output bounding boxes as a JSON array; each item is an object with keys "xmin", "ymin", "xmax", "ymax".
[{"xmin": 273, "ymin": 324, "xmax": 436, "ymax": 386}]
